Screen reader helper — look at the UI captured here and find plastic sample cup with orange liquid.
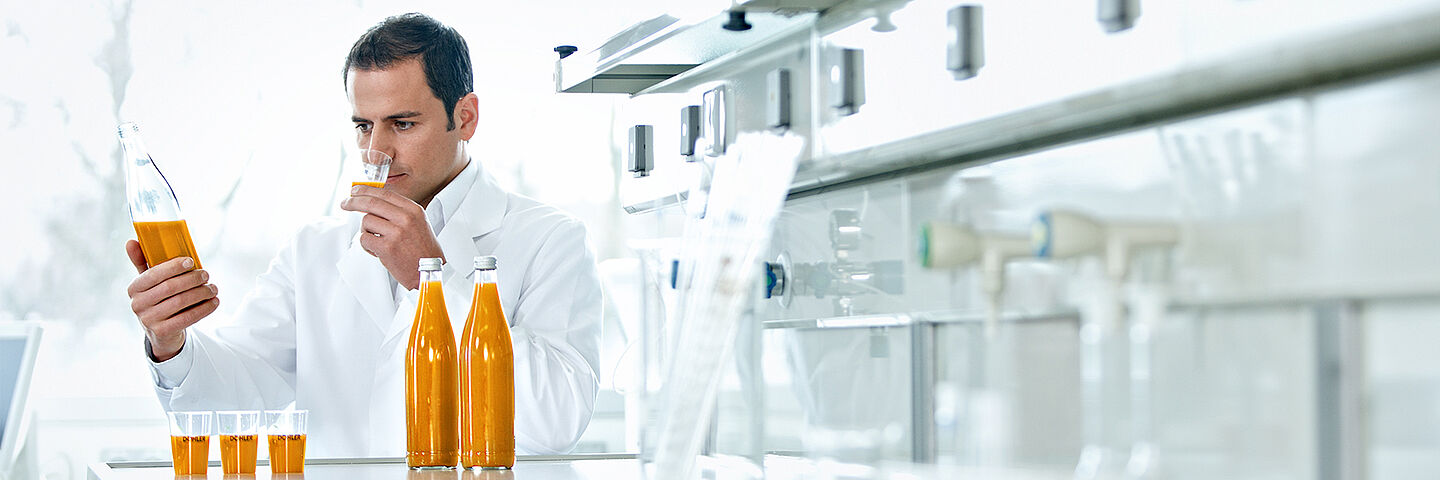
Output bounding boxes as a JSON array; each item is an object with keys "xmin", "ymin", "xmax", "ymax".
[
  {"xmin": 351, "ymin": 149, "xmax": 393, "ymax": 189},
  {"xmin": 265, "ymin": 410, "xmax": 308, "ymax": 474},
  {"xmin": 217, "ymin": 411, "xmax": 261, "ymax": 474},
  {"xmin": 168, "ymin": 411, "xmax": 212, "ymax": 476}
]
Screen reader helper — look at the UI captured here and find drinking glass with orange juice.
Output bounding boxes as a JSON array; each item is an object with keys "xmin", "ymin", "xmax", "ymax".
[
  {"xmin": 118, "ymin": 122, "xmax": 202, "ymax": 270},
  {"xmin": 351, "ymin": 149, "xmax": 393, "ymax": 189},
  {"xmin": 264, "ymin": 410, "xmax": 308, "ymax": 474},
  {"xmin": 217, "ymin": 411, "xmax": 261, "ymax": 474},
  {"xmin": 167, "ymin": 411, "xmax": 212, "ymax": 476}
]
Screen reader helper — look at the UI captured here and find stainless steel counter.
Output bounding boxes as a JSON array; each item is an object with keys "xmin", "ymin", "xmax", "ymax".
[{"xmin": 87, "ymin": 454, "xmax": 642, "ymax": 480}]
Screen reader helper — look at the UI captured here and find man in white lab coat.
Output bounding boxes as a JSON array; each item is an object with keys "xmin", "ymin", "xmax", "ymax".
[{"xmin": 122, "ymin": 13, "xmax": 602, "ymax": 457}]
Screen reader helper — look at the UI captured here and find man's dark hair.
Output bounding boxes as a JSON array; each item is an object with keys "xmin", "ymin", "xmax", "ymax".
[{"xmin": 344, "ymin": 13, "xmax": 473, "ymax": 131}]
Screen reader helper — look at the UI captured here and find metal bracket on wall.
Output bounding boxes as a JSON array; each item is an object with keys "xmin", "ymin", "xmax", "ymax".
[
  {"xmin": 1098, "ymin": 0, "xmax": 1140, "ymax": 33},
  {"xmin": 628, "ymin": 125, "xmax": 654, "ymax": 178},
  {"xmin": 946, "ymin": 5, "xmax": 984, "ymax": 81},
  {"xmin": 681, "ymin": 105, "xmax": 702, "ymax": 160},
  {"xmin": 703, "ymin": 85, "xmax": 728, "ymax": 156},
  {"xmin": 828, "ymin": 47, "xmax": 866, "ymax": 116},
  {"xmin": 767, "ymin": 68, "xmax": 792, "ymax": 129}
]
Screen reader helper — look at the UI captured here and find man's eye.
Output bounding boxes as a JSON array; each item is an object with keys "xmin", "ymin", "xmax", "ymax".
[
  {"xmin": 395, "ymin": 121, "xmax": 415, "ymax": 131},
  {"xmin": 355, "ymin": 123, "xmax": 372, "ymax": 133}
]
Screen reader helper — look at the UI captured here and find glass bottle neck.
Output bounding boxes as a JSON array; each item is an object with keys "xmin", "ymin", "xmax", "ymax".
[
  {"xmin": 474, "ymin": 268, "xmax": 497, "ymax": 285},
  {"xmin": 118, "ymin": 129, "xmax": 152, "ymax": 166},
  {"xmin": 420, "ymin": 269, "xmax": 443, "ymax": 285}
]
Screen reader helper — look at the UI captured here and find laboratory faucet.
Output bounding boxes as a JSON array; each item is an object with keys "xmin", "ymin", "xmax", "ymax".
[
  {"xmin": 919, "ymin": 220, "xmax": 1031, "ymax": 336},
  {"xmin": 1033, "ymin": 209, "xmax": 1177, "ymax": 480}
]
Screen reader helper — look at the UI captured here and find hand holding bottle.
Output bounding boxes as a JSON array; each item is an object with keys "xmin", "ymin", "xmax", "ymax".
[{"xmin": 125, "ymin": 240, "xmax": 219, "ymax": 362}]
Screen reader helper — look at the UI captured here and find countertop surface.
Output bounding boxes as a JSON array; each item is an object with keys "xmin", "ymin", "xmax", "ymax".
[
  {"xmin": 89, "ymin": 453, "xmax": 1068, "ymax": 479},
  {"xmin": 88, "ymin": 454, "xmax": 643, "ymax": 480}
]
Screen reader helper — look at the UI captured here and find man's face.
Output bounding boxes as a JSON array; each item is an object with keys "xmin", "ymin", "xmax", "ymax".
[{"xmin": 347, "ymin": 58, "xmax": 468, "ymax": 207}]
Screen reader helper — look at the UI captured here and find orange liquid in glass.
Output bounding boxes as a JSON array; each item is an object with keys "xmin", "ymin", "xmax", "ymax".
[
  {"xmin": 169, "ymin": 435, "xmax": 209, "ymax": 475},
  {"xmin": 406, "ymin": 280, "xmax": 460, "ymax": 468},
  {"xmin": 220, "ymin": 434, "xmax": 258, "ymax": 474},
  {"xmin": 267, "ymin": 434, "xmax": 307, "ymax": 473},
  {"xmin": 352, "ymin": 181, "xmax": 386, "ymax": 189},
  {"xmin": 460, "ymin": 281, "xmax": 515, "ymax": 468},
  {"xmin": 134, "ymin": 220, "xmax": 201, "ymax": 270}
]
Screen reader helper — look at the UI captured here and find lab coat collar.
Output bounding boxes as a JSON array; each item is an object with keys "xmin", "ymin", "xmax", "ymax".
[
  {"xmin": 338, "ymin": 158, "xmax": 509, "ymax": 337},
  {"xmin": 426, "ymin": 158, "xmax": 480, "ymax": 236},
  {"xmin": 434, "ymin": 158, "xmax": 507, "ymax": 278},
  {"xmin": 378, "ymin": 159, "xmax": 509, "ymax": 346}
]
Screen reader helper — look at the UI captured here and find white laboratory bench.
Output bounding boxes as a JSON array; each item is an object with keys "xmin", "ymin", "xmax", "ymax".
[
  {"xmin": 87, "ymin": 454, "xmax": 642, "ymax": 480},
  {"xmin": 88, "ymin": 453, "xmax": 1069, "ymax": 479}
]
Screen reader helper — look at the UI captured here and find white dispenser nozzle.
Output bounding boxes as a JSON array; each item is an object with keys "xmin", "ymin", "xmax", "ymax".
[
  {"xmin": 1033, "ymin": 210, "xmax": 1178, "ymax": 280},
  {"xmin": 920, "ymin": 221, "xmax": 1031, "ymax": 336}
]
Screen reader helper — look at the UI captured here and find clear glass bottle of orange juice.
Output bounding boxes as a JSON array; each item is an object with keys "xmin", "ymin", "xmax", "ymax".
[
  {"xmin": 117, "ymin": 122, "xmax": 201, "ymax": 270},
  {"xmin": 407, "ymin": 257, "xmax": 460, "ymax": 468},
  {"xmin": 459, "ymin": 256, "xmax": 515, "ymax": 468}
]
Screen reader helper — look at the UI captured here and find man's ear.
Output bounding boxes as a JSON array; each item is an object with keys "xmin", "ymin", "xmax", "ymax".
[{"xmin": 455, "ymin": 92, "xmax": 479, "ymax": 141}]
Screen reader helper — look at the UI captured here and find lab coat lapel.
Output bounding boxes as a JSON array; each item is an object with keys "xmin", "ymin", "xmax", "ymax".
[
  {"xmin": 336, "ymin": 225, "xmax": 397, "ymax": 334},
  {"xmin": 438, "ymin": 169, "xmax": 508, "ymax": 283},
  {"xmin": 377, "ymin": 167, "xmax": 508, "ymax": 348}
]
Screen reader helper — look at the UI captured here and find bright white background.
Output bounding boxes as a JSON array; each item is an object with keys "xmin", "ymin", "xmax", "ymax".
[{"xmin": 0, "ymin": 1, "xmax": 677, "ymax": 478}]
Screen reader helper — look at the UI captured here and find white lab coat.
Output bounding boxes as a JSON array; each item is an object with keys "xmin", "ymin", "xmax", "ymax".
[{"xmin": 148, "ymin": 162, "xmax": 602, "ymax": 457}]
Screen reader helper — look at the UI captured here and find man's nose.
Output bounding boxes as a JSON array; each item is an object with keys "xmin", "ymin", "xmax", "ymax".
[{"xmin": 367, "ymin": 128, "xmax": 397, "ymax": 159}]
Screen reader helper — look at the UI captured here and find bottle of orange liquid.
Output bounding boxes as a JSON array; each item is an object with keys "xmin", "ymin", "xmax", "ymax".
[
  {"xmin": 118, "ymin": 122, "xmax": 201, "ymax": 270},
  {"xmin": 459, "ymin": 256, "xmax": 515, "ymax": 468},
  {"xmin": 407, "ymin": 257, "xmax": 460, "ymax": 468}
]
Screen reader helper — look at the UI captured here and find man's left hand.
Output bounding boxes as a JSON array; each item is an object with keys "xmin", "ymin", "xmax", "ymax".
[{"xmin": 340, "ymin": 185, "xmax": 444, "ymax": 290}]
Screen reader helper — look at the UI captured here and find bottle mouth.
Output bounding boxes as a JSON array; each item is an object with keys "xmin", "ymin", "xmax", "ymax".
[{"xmin": 117, "ymin": 122, "xmax": 140, "ymax": 137}]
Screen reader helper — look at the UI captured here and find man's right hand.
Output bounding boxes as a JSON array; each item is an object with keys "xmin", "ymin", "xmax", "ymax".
[{"xmin": 125, "ymin": 240, "xmax": 220, "ymax": 363}]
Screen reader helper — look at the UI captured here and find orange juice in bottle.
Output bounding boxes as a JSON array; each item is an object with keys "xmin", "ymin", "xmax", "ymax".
[
  {"xmin": 459, "ymin": 256, "xmax": 515, "ymax": 468},
  {"xmin": 352, "ymin": 181, "xmax": 386, "ymax": 189},
  {"xmin": 118, "ymin": 122, "xmax": 201, "ymax": 270},
  {"xmin": 407, "ymin": 257, "xmax": 460, "ymax": 468}
]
